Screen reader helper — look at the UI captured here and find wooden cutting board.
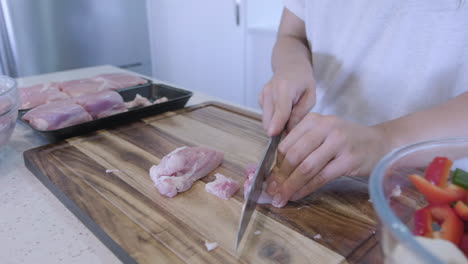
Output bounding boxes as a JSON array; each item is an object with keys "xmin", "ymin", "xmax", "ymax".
[{"xmin": 24, "ymin": 102, "xmax": 382, "ymax": 264}]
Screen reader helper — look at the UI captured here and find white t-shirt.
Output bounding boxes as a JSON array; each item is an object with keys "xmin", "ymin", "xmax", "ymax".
[{"xmin": 283, "ymin": 0, "xmax": 468, "ymax": 125}]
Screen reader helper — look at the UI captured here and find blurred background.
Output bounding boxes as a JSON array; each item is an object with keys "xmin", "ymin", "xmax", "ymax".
[{"xmin": 0, "ymin": 0, "xmax": 283, "ymax": 108}]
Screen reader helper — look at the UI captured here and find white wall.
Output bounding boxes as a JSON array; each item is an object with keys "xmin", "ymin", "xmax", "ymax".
[
  {"xmin": 146, "ymin": 0, "xmax": 283, "ymax": 107},
  {"xmin": 244, "ymin": 0, "xmax": 282, "ymax": 109}
]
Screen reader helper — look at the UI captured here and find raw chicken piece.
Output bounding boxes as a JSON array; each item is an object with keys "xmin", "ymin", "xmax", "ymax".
[
  {"xmin": 205, "ymin": 173, "xmax": 240, "ymax": 200},
  {"xmin": 0, "ymin": 97, "xmax": 17, "ymax": 146},
  {"xmin": 244, "ymin": 164, "xmax": 273, "ymax": 204},
  {"xmin": 125, "ymin": 94, "xmax": 152, "ymax": 109},
  {"xmin": 18, "ymin": 83, "xmax": 69, "ymax": 110},
  {"xmin": 75, "ymin": 90, "xmax": 127, "ymax": 119},
  {"xmin": 149, "ymin": 146, "xmax": 224, "ymax": 197},
  {"xmin": 153, "ymin": 97, "xmax": 168, "ymax": 104},
  {"xmin": 93, "ymin": 73, "xmax": 147, "ymax": 89},
  {"xmin": 59, "ymin": 78, "xmax": 116, "ymax": 97},
  {"xmin": 22, "ymin": 100, "xmax": 92, "ymax": 131},
  {"xmin": 0, "ymin": 97, "xmax": 12, "ymax": 114}
]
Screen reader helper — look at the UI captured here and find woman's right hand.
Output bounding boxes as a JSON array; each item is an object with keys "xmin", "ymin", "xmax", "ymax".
[{"xmin": 258, "ymin": 69, "xmax": 316, "ymax": 137}]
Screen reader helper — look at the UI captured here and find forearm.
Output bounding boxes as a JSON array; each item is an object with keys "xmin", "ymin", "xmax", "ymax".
[
  {"xmin": 271, "ymin": 8, "xmax": 313, "ymax": 77},
  {"xmin": 271, "ymin": 34, "xmax": 313, "ymax": 76},
  {"xmin": 376, "ymin": 92, "xmax": 468, "ymax": 152}
]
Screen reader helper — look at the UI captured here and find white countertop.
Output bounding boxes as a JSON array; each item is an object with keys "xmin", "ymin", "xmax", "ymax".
[{"xmin": 0, "ymin": 65, "xmax": 252, "ymax": 264}]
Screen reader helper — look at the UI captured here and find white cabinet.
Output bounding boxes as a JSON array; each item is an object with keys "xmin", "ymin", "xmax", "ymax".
[
  {"xmin": 146, "ymin": 0, "xmax": 282, "ymax": 107},
  {"xmin": 147, "ymin": 0, "xmax": 245, "ymax": 104}
]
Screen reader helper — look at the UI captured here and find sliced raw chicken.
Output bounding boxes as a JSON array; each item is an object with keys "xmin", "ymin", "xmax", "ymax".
[
  {"xmin": 125, "ymin": 94, "xmax": 152, "ymax": 109},
  {"xmin": 22, "ymin": 100, "xmax": 92, "ymax": 131},
  {"xmin": 205, "ymin": 173, "xmax": 240, "ymax": 200},
  {"xmin": 0, "ymin": 97, "xmax": 12, "ymax": 114},
  {"xmin": 153, "ymin": 97, "xmax": 168, "ymax": 104},
  {"xmin": 244, "ymin": 164, "xmax": 273, "ymax": 204},
  {"xmin": 93, "ymin": 73, "xmax": 147, "ymax": 89},
  {"xmin": 75, "ymin": 90, "xmax": 127, "ymax": 119},
  {"xmin": 19, "ymin": 83, "xmax": 69, "ymax": 110},
  {"xmin": 59, "ymin": 78, "xmax": 116, "ymax": 97},
  {"xmin": 149, "ymin": 146, "xmax": 224, "ymax": 197}
]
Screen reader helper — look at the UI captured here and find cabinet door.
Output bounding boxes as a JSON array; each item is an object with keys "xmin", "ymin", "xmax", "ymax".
[{"xmin": 147, "ymin": 0, "xmax": 244, "ymax": 105}]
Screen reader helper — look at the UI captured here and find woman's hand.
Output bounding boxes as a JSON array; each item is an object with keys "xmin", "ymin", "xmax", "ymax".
[
  {"xmin": 266, "ymin": 113, "xmax": 391, "ymax": 208},
  {"xmin": 258, "ymin": 70, "xmax": 315, "ymax": 136}
]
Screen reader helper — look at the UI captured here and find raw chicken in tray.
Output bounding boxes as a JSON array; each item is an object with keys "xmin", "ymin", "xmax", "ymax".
[
  {"xmin": 22, "ymin": 100, "xmax": 92, "ymax": 131},
  {"xmin": 18, "ymin": 83, "xmax": 69, "ymax": 110},
  {"xmin": 18, "ymin": 72, "xmax": 148, "ymax": 109},
  {"xmin": 19, "ymin": 81, "xmax": 193, "ymax": 139},
  {"xmin": 60, "ymin": 73, "xmax": 147, "ymax": 97},
  {"xmin": 75, "ymin": 90, "xmax": 127, "ymax": 119}
]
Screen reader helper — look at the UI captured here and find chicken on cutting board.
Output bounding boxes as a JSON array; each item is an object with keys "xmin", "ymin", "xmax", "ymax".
[
  {"xmin": 205, "ymin": 173, "xmax": 240, "ymax": 200},
  {"xmin": 149, "ymin": 146, "xmax": 224, "ymax": 197},
  {"xmin": 244, "ymin": 164, "xmax": 273, "ymax": 204}
]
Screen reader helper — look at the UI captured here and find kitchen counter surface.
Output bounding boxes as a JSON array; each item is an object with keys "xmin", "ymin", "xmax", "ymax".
[{"xmin": 0, "ymin": 65, "xmax": 255, "ymax": 264}]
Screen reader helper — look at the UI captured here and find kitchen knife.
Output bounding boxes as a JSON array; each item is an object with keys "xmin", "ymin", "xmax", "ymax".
[{"xmin": 235, "ymin": 134, "xmax": 281, "ymax": 250}]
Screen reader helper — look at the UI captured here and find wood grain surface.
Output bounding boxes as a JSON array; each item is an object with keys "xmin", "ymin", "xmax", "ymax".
[{"xmin": 24, "ymin": 102, "xmax": 382, "ymax": 264}]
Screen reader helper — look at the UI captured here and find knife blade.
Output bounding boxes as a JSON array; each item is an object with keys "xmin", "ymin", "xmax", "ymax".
[{"xmin": 235, "ymin": 134, "xmax": 281, "ymax": 250}]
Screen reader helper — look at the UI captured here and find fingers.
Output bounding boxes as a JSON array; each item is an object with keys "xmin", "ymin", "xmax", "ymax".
[
  {"xmin": 267, "ymin": 86, "xmax": 293, "ymax": 136},
  {"xmin": 271, "ymin": 138, "xmax": 338, "ymax": 208},
  {"xmin": 258, "ymin": 89, "xmax": 264, "ymax": 108},
  {"xmin": 278, "ymin": 113, "xmax": 318, "ymax": 154},
  {"xmin": 275, "ymin": 130, "xmax": 325, "ymax": 191},
  {"xmin": 287, "ymin": 88, "xmax": 316, "ymax": 132},
  {"xmin": 290, "ymin": 157, "xmax": 351, "ymax": 201},
  {"xmin": 265, "ymin": 167, "xmax": 286, "ymax": 194},
  {"xmin": 261, "ymin": 86, "xmax": 274, "ymax": 132}
]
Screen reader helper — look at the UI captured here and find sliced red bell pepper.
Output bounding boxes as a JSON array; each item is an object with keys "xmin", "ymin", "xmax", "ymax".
[
  {"xmin": 412, "ymin": 206, "xmax": 433, "ymax": 237},
  {"xmin": 454, "ymin": 201, "xmax": 468, "ymax": 221},
  {"xmin": 408, "ymin": 174, "xmax": 466, "ymax": 204},
  {"xmin": 460, "ymin": 234, "xmax": 468, "ymax": 258},
  {"xmin": 424, "ymin": 157, "xmax": 453, "ymax": 187},
  {"xmin": 430, "ymin": 205, "xmax": 463, "ymax": 245}
]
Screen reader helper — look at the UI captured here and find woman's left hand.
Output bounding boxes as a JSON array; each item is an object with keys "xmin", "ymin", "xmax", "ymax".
[{"xmin": 266, "ymin": 113, "xmax": 391, "ymax": 208}]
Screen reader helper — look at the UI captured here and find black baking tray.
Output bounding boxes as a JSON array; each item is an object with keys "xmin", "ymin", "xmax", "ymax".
[{"xmin": 19, "ymin": 83, "xmax": 193, "ymax": 140}]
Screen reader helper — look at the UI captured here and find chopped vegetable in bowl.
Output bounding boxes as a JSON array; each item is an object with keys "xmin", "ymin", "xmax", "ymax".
[{"xmin": 408, "ymin": 156, "xmax": 468, "ymax": 258}]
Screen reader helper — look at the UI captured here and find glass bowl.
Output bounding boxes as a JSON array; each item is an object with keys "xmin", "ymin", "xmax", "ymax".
[
  {"xmin": 0, "ymin": 76, "xmax": 18, "ymax": 148},
  {"xmin": 370, "ymin": 138, "xmax": 468, "ymax": 264}
]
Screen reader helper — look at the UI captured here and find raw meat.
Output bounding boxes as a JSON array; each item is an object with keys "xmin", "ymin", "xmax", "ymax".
[
  {"xmin": 93, "ymin": 73, "xmax": 147, "ymax": 89},
  {"xmin": 244, "ymin": 164, "xmax": 273, "ymax": 204},
  {"xmin": 59, "ymin": 73, "xmax": 146, "ymax": 97},
  {"xmin": 0, "ymin": 99, "xmax": 17, "ymax": 146},
  {"xmin": 205, "ymin": 173, "xmax": 240, "ymax": 200},
  {"xmin": 125, "ymin": 94, "xmax": 152, "ymax": 109},
  {"xmin": 149, "ymin": 146, "xmax": 224, "ymax": 197},
  {"xmin": 59, "ymin": 78, "xmax": 116, "ymax": 97},
  {"xmin": 22, "ymin": 100, "xmax": 92, "ymax": 131},
  {"xmin": 153, "ymin": 97, "xmax": 168, "ymax": 104},
  {"xmin": 0, "ymin": 97, "xmax": 12, "ymax": 114},
  {"xmin": 18, "ymin": 83, "xmax": 69, "ymax": 110},
  {"xmin": 204, "ymin": 240, "xmax": 218, "ymax": 251},
  {"xmin": 75, "ymin": 90, "xmax": 127, "ymax": 119}
]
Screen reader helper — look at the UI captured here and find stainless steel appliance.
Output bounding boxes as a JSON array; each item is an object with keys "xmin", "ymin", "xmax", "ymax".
[{"xmin": 0, "ymin": 0, "xmax": 151, "ymax": 77}]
